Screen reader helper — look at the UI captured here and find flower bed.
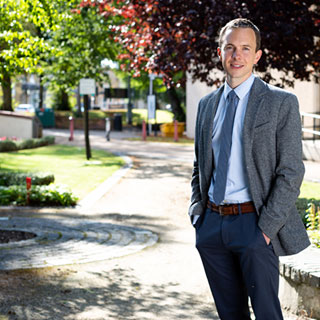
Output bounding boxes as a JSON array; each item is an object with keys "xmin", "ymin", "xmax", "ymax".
[{"xmin": 0, "ymin": 171, "xmax": 77, "ymax": 207}]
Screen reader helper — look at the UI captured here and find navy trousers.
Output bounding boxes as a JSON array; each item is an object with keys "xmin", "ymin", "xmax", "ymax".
[{"xmin": 196, "ymin": 207, "xmax": 283, "ymax": 320}]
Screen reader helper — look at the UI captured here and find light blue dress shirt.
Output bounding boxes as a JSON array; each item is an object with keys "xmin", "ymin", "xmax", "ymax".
[{"xmin": 208, "ymin": 74, "xmax": 256, "ymax": 204}]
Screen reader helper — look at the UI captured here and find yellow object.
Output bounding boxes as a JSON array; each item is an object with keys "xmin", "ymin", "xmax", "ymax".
[{"xmin": 160, "ymin": 122, "xmax": 185, "ymax": 137}]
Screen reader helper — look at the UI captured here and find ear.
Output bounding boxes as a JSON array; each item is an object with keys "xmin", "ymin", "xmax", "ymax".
[
  {"xmin": 254, "ymin": 49, "xmax": 262, "ymax": 64},
  {"xmin": 217, "ymin": 47, "xmax": 222, "ymax": 60}
]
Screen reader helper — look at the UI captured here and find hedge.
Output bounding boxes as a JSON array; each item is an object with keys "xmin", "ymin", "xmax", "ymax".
[
  {"xmin": 0, "ymin": 136, "xmax": 55, "ymax": 152},
  {"xmin": 0, "ymin": 172, "xmax": 54, "ymax": 187},
  {"xmin": 0, "ymin": 185, "xmax": 78, "ymax": 206}
]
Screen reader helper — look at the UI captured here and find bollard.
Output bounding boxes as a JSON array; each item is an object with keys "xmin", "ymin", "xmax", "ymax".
[
  {"xmin": 174, "ymin": 120, "xmax": 179, "ymax": 142},
  {"xmin": 26, "ymin": 177, "xmax": 32, "ymax": 205},
  {"xmin": 105, "ymin": 117, "xmax": 111, "ymax": 141},
  {"xmin": 69, "ymin": 116, "xmax": 74, "ymax": 141},
  {"xmin": 142, "ymin": 120, "xmax": 147, "ymax": 141}
]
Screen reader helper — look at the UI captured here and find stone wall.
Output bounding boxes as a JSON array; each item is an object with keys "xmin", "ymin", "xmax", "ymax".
[
  {"xmin": 279, "ymin": 247, "xmax": 320, "ymax": 319},
  {"xmin": 0, "ymin": 111, "xmax": 42, "ymax": 139}
]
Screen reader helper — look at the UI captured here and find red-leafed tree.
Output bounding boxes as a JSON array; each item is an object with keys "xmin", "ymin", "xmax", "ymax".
[{"xmin": 83, "ymin": 0, "xmax": 320, "ymax": 120}]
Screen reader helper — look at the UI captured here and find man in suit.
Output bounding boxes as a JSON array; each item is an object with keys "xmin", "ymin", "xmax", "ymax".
[{"xmin": 189, "ymin": 18, "xmax": 310, "ymax": 320}]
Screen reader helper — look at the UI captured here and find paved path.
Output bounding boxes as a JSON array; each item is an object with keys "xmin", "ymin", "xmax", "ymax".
[
  {"xmin": 0, "ymin": 128, "xmax": 317, "ymax": 320},
  {"xmin": 0, "ymin": 217, "xmax": 157, "ymax": 270},
  {"xmin": 0, "ymin": 129, "xmax": 218, "ymax": 320},
  {"xmin": 44, "ymin": 128, "xmax": 320, "ymax": 181}
]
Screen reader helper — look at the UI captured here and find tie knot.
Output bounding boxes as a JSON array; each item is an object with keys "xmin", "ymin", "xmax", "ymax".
[{"xmin": 228, "ymin": 90, "xmax": 237, "ymax": 101}]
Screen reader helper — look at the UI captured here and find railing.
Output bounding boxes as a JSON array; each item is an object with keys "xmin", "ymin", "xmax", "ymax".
[{"xmin": 301, "ymin": 112, "xmax": 320, "ymax": 141}]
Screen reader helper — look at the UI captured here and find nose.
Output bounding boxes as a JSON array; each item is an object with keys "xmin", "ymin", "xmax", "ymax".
[{"xmin": 232, "ymin": 48, "xmax": 241, "ymax": 59}]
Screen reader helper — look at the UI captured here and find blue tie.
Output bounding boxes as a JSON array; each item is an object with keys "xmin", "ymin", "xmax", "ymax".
[{"xmin": 213, "ymin": 90, "xmax": 239, "ymax": 205}]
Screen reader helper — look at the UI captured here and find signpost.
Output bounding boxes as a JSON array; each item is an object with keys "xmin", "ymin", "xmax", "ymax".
[
  {"xmin": 147, "ymin": 95, "xmax": 156, "ymax": 120},
  {"xmin": 80, "ymin": 79, "xmax": 95, "ymax": 95},
  {"xmin": 148, "ymin": 74, "xmax": 157, "ymax": 135},
  {"xmin": 80, "ymin": 78, "xmax": 95, "ymax": 160}
]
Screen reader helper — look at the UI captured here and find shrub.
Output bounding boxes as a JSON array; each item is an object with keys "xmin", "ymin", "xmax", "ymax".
[
  {"xmin": 17, "ymin": 139, "xmax": 37, "ymax": 150},
  {"xmin": 296, "ymin": 198, "xmax": 320, "ymax": 226},
  {"xmin": 305, "ymin": 202, "xmax": 320, "ymax": 248},
  {"xmin": 0, "ymin": 136, "xmax": 55, "ymax": 152},
  {"xmin": 296, "ymin": 198, "xmax": 320, "ymax": 248},
  {"xmin": 0, "ymin": 185, "xmax": 78, "ymax": 206},
  {"xmin": 42, "ymin": 136, "xmax": 55, "ymax": 145},
  {"xmin": 16, "ymin": 136, "xmax": 55, "ymax": 150},
  {"xmin": 0, "ymin": 140, "xmax": 18, "ymax": 152},
  {"xmin": 0, "ymin": 172, "xmax": 54, "ymax": 186}
]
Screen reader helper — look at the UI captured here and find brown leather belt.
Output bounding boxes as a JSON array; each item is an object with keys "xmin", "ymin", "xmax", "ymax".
[{"xmin": 207, "ymin": 200, "xmax": 256, "ymax": 215}]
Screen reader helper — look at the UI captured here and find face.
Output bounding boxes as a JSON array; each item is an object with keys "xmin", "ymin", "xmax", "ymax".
[{"xmin": 217, "ymin": 27, "xmax": 262, "ymax": 88}]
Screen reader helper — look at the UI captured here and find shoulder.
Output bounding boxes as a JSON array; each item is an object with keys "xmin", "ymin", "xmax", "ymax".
[
  {"xmin": 199, "ymin": 86, "xmax": 223, "ymax": 105},
  {"xmin": 254, "ymin": 77, "xmax": 298, "ymax": 103}
]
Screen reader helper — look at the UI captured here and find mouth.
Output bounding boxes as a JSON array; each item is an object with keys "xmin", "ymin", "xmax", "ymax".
[{"xmin": 230, "ymin": 63, "xmax": 244, "ymax": 69}]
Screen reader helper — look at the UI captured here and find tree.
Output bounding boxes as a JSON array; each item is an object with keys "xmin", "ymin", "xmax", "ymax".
[
  {"xmin": 44, "ymin": 1, "xmax": 120, "ymax": 110},
  {"xmin": 88, "ymin": 0, "xmax": 320, "ymax": 93},
  {"xmin": 0, "ymin": 0, "xmax": 52, "ymax": 111},
  {"xmin": 25, "ymin": 0, "xmax": 61, "ymax": 109},
  {"xmin": 43, "ymin": 1, "xmax": 121, "ymax": 159}
]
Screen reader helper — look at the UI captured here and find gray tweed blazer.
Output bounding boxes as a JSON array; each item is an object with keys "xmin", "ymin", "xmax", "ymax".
[{"xmin": 189, "ymin": 77, "xmax": 310, "ymax": 256}]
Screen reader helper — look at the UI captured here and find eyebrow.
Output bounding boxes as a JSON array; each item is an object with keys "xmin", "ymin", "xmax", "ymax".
[{"xmin": 224, "ymin": 43, "xmax": 252, "ymax": 48}]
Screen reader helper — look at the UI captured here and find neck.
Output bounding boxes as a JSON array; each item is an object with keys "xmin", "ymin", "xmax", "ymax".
[{"xmin": 226, "ymin": 73, "xmax": 252, "ymax": 89}]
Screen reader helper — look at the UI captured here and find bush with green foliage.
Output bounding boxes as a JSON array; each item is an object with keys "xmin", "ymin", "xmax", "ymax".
[
  {"xmin": 0, "ymin": 136, "xmax": 55, "ymax": 152},
  {"xmin": 0, "ymin": 140, "xmax": 18, "ymax": 152},
  {"xmin": 296, "ymin": 198, "xmax": 320, "ymax": 248},
  {"xmin": 0, "ymin": 185, "xmax": 78, "ymax": 206},
  {"xmin": 305, "ymin": 202, "xmax": 320, "ymax": 248},
  {"xmin": 296, "ymin": 198, "xmax": 320, "ymax": 226},
  {"xmin": 0, "ymin": 171, "xmax": 77, "ymax": 207},
  {"xmin": 0, "ymin": 172, "xmax": 54, "ymax": 186}
]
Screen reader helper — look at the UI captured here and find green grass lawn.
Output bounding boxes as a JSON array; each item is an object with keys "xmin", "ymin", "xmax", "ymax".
[
  {"xmin": 0, "ymin": 145, "xmax": 124, "ymax": 200},
  {"xmin": 300, "ymin": 181, "xmax": 320, "ymax": 200}
]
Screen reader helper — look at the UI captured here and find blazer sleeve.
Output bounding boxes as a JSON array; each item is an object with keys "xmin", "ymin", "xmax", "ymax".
[
  {"xmin": 258, "ymin": 94, "xmax": 305, "ymax": 239},
  {"xmin": 189, "ymin": 100, "xmax": 204, "ymax": 220}
]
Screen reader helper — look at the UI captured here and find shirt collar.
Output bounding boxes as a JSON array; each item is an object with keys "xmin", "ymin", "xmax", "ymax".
[{"xmin": 223, "ymin": 74, "xmax": 256, "ymax": 101}]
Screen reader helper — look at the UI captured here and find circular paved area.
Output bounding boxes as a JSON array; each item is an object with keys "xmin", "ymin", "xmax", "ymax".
[{"xmin": 0, "ymin": 217, "xmax": 158, "ymax": 270}]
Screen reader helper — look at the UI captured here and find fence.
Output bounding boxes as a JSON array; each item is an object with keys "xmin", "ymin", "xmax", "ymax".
[{"xmin": 301, "ymin": 112, "xmax": 320, "ymax": 140}]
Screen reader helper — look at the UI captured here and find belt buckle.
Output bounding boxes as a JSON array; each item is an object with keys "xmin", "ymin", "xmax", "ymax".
[{"xmin": 218, "ymin": 206, "xmax": 224, "ymax": 216}]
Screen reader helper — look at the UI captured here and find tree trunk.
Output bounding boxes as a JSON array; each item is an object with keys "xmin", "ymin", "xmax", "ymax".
[
  {"xmin": 166, "ymin": 87, "xmax": 185, "ymax": 122},
  {"xmin": 1, "ymin": 71, "xmax": 13, "ymax": 111},
  {"xmin": 76, "ymin": 85, "xmax": 82, "ymax": 117},
  {"xmin": 39, "ymin": 75, "xmax": 44, "ymax": 109},
  {"xmin": 61, "ymin": 90, "xmax": 69, "ymax": 110}
]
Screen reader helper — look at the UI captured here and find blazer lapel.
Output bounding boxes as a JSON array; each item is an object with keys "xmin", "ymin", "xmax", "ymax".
[{"xmin": 243, "ymin": 78, "xmax": 268, "ymax": 154}]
